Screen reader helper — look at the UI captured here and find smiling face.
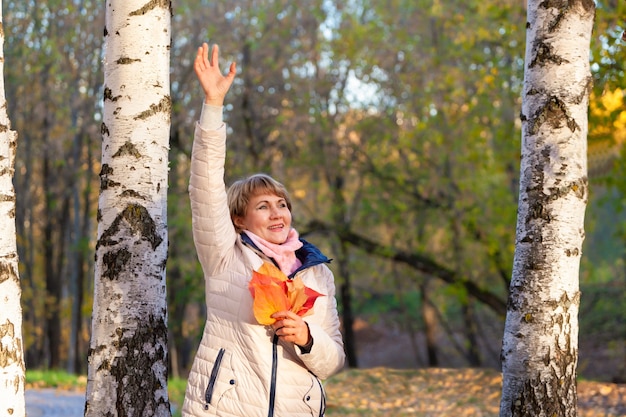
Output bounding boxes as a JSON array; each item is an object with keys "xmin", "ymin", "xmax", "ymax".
[{"xmin": 235, "ymin": 193, "xmax": 292, "ymax": 244}]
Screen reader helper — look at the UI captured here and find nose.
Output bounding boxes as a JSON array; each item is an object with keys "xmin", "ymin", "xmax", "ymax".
[{"xmin": 269, "ymin": 205, "xmax": 281, "ymax": 218}]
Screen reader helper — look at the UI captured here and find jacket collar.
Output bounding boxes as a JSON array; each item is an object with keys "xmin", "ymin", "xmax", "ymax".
[{"xmin": 240, "ymin": 233, "xmax": 331, "ymax": 278}]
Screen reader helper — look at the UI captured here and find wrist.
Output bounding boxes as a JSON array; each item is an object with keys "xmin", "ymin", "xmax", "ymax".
[
  {"xmin": 204, "ymin": 96, "xmax": 224, "ymax": 106},
  {"xmin": 297, "ymin": 324, "xmax": 314, "ymax": 354}
]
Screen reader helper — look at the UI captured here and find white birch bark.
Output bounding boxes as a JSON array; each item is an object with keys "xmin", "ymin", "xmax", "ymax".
[
  {"xmin": 500, "ymin": 1, "xmax": 595, "ymax": 416},
  {"xmin": 85, "ymin": 1, "xmax": 172, "ymax": 416},
  {"xmin": 0, "ymin": 1, "xmax": 26, "ymax": 416}
]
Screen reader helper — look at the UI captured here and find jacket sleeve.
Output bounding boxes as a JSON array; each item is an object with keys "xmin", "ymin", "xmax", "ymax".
[
  {"xmin": 188, "ymin": 122, "xmax": 238, "ymax": 276},
  {"xmin": 298, "ymin": 266, "xmax": 346, "ymax": 379}
]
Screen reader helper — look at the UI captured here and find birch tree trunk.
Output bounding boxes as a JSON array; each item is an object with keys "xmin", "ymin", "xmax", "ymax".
[
  {"xmin": 85, "ymin": 1, "xmax": 172, "ymax": 416},
  {"xmin": 0, "ymin": 1, "xmax": 26, "ymax": 415},
  {"xmin": 500, "ymin": 1, "xmax": 595, "ymax": 416}
]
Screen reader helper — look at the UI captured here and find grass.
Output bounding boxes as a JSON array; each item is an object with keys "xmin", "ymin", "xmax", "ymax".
[
  {"xmin": 26, "ymin": 369, "xmax": 87, "ymax": 390},
  {"xmin": 168, "ymin": 377, "xmax": 186, "ymax": 417}
]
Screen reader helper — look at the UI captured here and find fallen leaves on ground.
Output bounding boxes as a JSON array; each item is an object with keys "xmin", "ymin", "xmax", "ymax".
[{"xmin": 324, "ymin": 367, "xmax": 626, "ymax": 417}]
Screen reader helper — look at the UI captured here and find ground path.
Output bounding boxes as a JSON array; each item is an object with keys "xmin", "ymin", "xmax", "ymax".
[
  {"xmin": 25, "ymin": 368, "xmax": 626, "ymax": 417},
  {"xmin": 26, "ymin": 389, "xmax": 85, "ymax": 417}
]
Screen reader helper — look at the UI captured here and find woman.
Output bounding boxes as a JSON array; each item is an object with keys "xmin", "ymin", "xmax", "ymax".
[{"xmin": 182, "ymin": 43, "xmax": 345, "ymax": 417}]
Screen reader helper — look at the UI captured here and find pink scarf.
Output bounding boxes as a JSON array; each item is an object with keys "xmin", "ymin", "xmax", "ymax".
[{"xmin": 244, "ymin": 229, "xmax": 303, "ymax": 275}]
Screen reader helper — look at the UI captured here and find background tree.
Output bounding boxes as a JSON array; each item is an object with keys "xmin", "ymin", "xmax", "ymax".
[
  {"xmin": 4, "ymin": 0, "xmax": 103, "ymax": 371},
  {"xmin": 0, "ymin": 1, "xmax": 25, "ymax": 414},
  {"xmin": 84, "ymin": 1, "xmax": 172, "ymax": 416},
  {"xmin": 499, "ymin": 1, "xmax": 595, "ymax": 416}
]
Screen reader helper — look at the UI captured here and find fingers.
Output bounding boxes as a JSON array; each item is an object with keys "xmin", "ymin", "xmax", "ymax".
[
  {"xmin": 227, "ymin": 61, "xmax": 237, "ymax": 78},
  {"xmin": 210, "ymin": 43, "xmax": 219, "ymax": 66},
  {"xmin": 271, "ymin": 312, "xmax": 308, "ymax": 345},
  {"xmin": 271, "ymin": 311, "xmax": 297, "ymax": 325},
  {"xmin": 194, "ymin": 43, "xmax": 208, "ymax": 72},
  {"xmin": 195, "ymin": 43, "xmax": 236, "ymax": 75}
]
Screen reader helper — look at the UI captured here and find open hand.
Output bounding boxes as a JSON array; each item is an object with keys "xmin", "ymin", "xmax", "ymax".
[{"xmin": 194, "ymin": 43, "xmax": 237, "ymax": 106}]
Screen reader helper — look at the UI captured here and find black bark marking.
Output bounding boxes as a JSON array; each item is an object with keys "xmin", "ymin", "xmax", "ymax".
[
  {"xmin": 528, "ymin": 96, "xmax": 579, "ymax": 136},
  {"xmin": 528, "ymin": 200, "xmax": 552, "ymax": 222},
  {"xmin": 134, "ymin": 95, "xmax": 172, "ymax": 121},
  {"xmin": 573, "ymin": 76, "xmax": 594, "ymax": 105},
  {"xmin": 120, "ymin": 189, "xmax": 147, "ymax": 200},
  {"xmin": 113, "ymin": 141, "xmax": 142, "ymax": 158},
  {"xmin": 103, "ymin": 86, "xmax": 121, "ymax": 102},
  {"xmin": 102, "ymin": 248, "xmax": 132, "ymax": 280},
  {"xmin": 99, "ymin": 164, "xmax": 120, "ymax": 191},
  {"xmin": 521, "ymin": 154, "xmax": 551, "ymax": 271},
  {"xmin": 98, "ymin": 203, "xmax": 163, "ymax": 251},
  {"xmin": 98, "ymin": 315, "xmax": 170, "ymax": 416},
  {"xmin": 158, "ymin": 257, "xmax": 167, "ymax": 272},
  {"xmin": 0, "ymin": 193, "xmax": 15, "ymax": 203},
  {"xmin": 101, "ymin": 122, "xmax": 110, "ymax": 137},
  {"xmin": 526, "ymin": 88, "xmax": 540, "ymax": 96},
  {"xmin": 0, "ymin": 260, "xmax": 18, "ymax": 285},
  {"xmin": 511, "ymin": 374, "xmax": 574, "ymax": 416},
  {"xmin": 116, "ymin": 56, "xmax": 141, "ymax": 65},
  {"xmin": 539, "ymin": 0, "xmax": 569, "ymax": 32},
  {"xmin": 547, "ymin": 177, "xmax": 588, "ymax": 202},
  {"xmin": 129, "ymin": 0, "xmax": 173, "ymax": 17},
  {"xmin": 578, "ymin": 0, "xmax": 595, "ymax": 13},
  {"xmin": 529, "ymin": 40, "xmax": 568, "ymax": 68},
  {"xmin": 0, "ymin": 319, "xmax": 22, "ymax": 367},
  {"xmin": 509, "ymin": 313, "xmax": 578, "ymax": 416},
  {"xmin": 539, "ymin": 0, "xmax": 595, "ymax": 32}
]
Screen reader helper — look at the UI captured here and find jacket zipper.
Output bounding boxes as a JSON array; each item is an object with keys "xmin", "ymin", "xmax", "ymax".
[
  {"xmin": 205, "ymin": 348, "xmax": 226, "ymax": 408},
  {"xmin": 267, "ymin": 334, "xmax": 279, "ymax": 417}
]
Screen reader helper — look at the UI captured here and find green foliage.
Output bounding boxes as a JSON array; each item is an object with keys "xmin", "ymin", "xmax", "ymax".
[
  {"xmin": 579, "ymin": 283, "xmax": 626, "ymax": 337},
  {"xmin": 26, "ymin": 369, "xmax": 87, "ymax": 390},
  {"xmin": 168, "ymin": 377, "xmax": 187, "ymax": 417},
  {"xmin": 352, "ymin": 291, "xmax": 421, "ymax": 319}
]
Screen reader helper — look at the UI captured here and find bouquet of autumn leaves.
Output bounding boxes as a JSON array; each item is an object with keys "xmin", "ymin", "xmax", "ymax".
[{"xmin": 248, "ymin": 262, "xmax": 324, "ymax": 325}]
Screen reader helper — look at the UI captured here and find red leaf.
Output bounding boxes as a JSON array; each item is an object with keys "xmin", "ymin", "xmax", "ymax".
[{"xmin": 248, "ymin": 262, "xmax": 325, "ymax": 325}]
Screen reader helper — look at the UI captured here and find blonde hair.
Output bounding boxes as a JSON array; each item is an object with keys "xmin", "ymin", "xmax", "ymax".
[{"xmin": 227, "ymin": 173, "xmax": 293, "ymax": 232}]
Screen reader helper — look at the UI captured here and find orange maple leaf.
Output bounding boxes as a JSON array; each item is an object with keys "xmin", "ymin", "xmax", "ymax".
[
  {"xmin": 248, "ymin": 262, "xmax": 324, "ymax": 325},
  {"xmin": 286, "ymin": 277, "xmax": 323, "ymax": 317},
  {"xmin": 257, "ymin": 262, "xmax": 288, "ymax": 282}
]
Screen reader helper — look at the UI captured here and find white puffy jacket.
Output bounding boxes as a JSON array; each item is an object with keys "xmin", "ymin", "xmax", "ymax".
[{"xmin": 182, "ymin": 123, "xmax": 346, "ymax": 417}]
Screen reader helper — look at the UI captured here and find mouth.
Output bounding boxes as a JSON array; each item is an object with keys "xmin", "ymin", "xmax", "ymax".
[{"xmin": 268, "ymin": 224, "xmax": 284, "ymax": 231}]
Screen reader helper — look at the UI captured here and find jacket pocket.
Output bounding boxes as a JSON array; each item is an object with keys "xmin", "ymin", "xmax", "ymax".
[
  {"xmin": 302, "ymin": 373, "xmax": 326, "ymax": 417},
  {"xmin": 204, "ymin": 348, "xmax": 225, "ymax": 407},
  {"xmin": 203, "ymin": 348, "xmax": 238, "ymax": 413}
]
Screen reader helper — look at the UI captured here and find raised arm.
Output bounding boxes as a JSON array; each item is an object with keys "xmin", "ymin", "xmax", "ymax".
[{"xmin": 189, "ymin": 44, "xmax": 238, "ymax": 275}]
